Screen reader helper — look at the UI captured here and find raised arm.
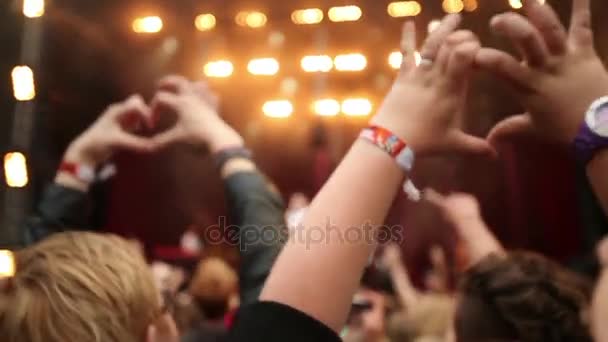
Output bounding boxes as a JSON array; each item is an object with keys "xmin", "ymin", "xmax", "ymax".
[
  {"xmin": 476, "ymin": 0, "xmax": 608, "ymax": 216},
  {"xmin": 149, "ymin": 77, "xmax": 286, "ymax": 306},
  {"xmin": 425, "ymin": 190, "xmax": 504, "ymax": 267},
  {"xmin": 380, "ymin": 243, "xmax": 420, "ymax": 310},
  {"xmin": 257, "ymin": 16, "xmax": 495, "ymax": 332},
  {"xmin": 23, "ymin": 95, "xmax": 155, "ymax": 245}
]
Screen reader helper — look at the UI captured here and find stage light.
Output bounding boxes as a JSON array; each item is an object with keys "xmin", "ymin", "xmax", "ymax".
[
  {"xmin": 236, "ymin": 11, "xmax": 267, "ymax": 28},
  {"xmin": 428, "ymin": 19, "xmax": 441, "ymax": 33},
  {"xmin": 248, "ymin": 58, "xmax": 279, "ymax": 76},
  {"xmin": 263, "ymin": 100, "xmax": 293, "ymax": 118},
  {"xmin": 342, "ymin": 98, "xmax": 373, "ymax": 117},
  {"xmin": 334, "ymin": 53, "xmax": 367, "ymax": 72},
  {"xmin": 132, "ymin": 16, "xmax": 163, "ymax": 33},
  {"xmin": 23, "ymin": 0, "xmax": 44, "ymax": 18},
  {"xmin": 301, "ymin": 55, "xmax": 333, "ymax": 73},
  {"xmin": 195, "ymin": 14, "xmax": 216, "ymax": 31},
  {"xmin": 328, "ymin": 5, "xmax": 362, "ymax": 22},
  {"xmin": 388, "ymin": 51, "xmax": 422, "ymax": 69},
  {"xmin": 12, "ymin": 66, "xmax": 36, "ymax": 101},
  {"xmin": 0, "ymin": 250, "xmax": 15, "ymax": 278},
  {"xmin": 292, "ymin": 8, "xmax": 324, "ymax": 25},
  {"xmin": 463, "ymin": 0, "xmax": 478, "ymax": 11},
  {"xmin": 4, "ymin": 152, "xmax": 28, "ymax": 188},
  {"xmin": 442, "ymin": 0, "xmax": 464, "ymax": 13},
  {"xmin": 509, "ymin": 0, "xmax": 523, "ymax": 9},
  {"xmin": 387, "ymin": 1, "xmax": 422, "ymax": 18},
  {"xmin": 204, "ymin": 60, "xmax": 234, "ymax": 78},
  {"xmin": 313, "ymin": 99, "xmax": 341, "ymax": 117}
]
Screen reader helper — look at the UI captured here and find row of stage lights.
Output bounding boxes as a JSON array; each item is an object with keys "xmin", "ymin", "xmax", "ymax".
[
  {"xmin": 132, "ymin": 0, "xmax": 541, "ymax": 33},
  {"xmin": 263, "ymin": 97, "xmax": 374, "ymax": 119},
  {"xmin": 203, "ymin": 51, "xmax": 421, "ymax": 78}
]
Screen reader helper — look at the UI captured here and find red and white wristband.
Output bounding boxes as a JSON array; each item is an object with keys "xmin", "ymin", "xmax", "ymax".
[
  {"xmin": 359, "ymin": 126, "xmax": 421, "ymax": 201},
  {"xmin": 58, "ymin": 162, "xmax": 116, "ymax": 184}
]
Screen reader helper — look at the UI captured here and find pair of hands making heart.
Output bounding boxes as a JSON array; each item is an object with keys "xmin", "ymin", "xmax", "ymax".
[
  {"xmin": 373, "ymin": 0, "xmax": 607, "ymax": 159},
  {"xmin": 63, "ymin": 76, "xmax": 243, "ymax": 168}
]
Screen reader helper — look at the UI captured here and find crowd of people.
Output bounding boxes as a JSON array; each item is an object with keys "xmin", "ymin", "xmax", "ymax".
[{"xmin": 1, "ymin": 0, "xmax": 608, "ymax": 341}]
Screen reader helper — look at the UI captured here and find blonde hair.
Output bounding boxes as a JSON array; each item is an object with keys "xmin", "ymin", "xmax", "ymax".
[{"xmin": 0, "ymin": 232, "xmax": 160, "ymax": 342}]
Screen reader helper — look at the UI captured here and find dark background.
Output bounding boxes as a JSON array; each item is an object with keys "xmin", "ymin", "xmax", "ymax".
[{"xmin": 1, "ymin": 0, "xmax": 607, "ymax": 278}]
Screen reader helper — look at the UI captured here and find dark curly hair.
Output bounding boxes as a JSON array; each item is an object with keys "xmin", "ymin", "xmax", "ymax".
[{"xmin": 454, "ymin": 251, "xmax": 593, "ymax": 342}]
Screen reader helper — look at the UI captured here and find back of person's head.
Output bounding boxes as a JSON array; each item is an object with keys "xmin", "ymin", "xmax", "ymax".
[
  {"xmin": 388, "ymin": 294, "xmax": 454, "ymax": 342},
  {"xmin": 0, "ymin": 231, "xmax": 161, "ymax": 342},
  {"xmin": 189, "ymin": 257, "xmax": 237, "ymax": 320},
  {"xmin": 455, "ymin": 251, "xmax": 593, "ymax": 342}
]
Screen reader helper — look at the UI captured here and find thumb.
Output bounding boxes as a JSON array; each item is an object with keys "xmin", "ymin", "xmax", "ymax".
[
  {"xmin": 115, "ymin": 132, "xmax": 154, "ymax": 153},
  {"xmin": 446, "ymin": 130, "xmax": 498, "ymax": 158},
  {"xmin": 487, "ymin": 113, "xmax": 535, "ymax": 147}
]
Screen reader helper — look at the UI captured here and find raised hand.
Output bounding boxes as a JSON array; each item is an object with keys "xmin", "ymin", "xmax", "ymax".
[
  {"xmin": 149, "ymin": 75, "xmax": 244, "ymax": 152},
  {"xmin": 477, "ymin": 0, "xmax": 608, "ymax": 145},
  {"xmin": 372, "ymin": 15, "xmax": 496, "ymax": 158},
  {"xmin": 63, "ymin": 94, "xmax": 155, "ymax": 167}
]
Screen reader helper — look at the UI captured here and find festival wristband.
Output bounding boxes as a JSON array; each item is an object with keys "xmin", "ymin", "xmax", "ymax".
[
  {"xmin": 359, "ymin": 126, "xmax": 420, "ymax": 201},
  {"xmin": 58, "ymin": 161, "xmax": 116, "ymax": 184},
  {"xmin": 214, "ymin": 146, "xmax": 253, "ymax": 171}
]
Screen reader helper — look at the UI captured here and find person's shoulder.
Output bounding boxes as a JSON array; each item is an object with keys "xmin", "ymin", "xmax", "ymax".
[{"xmin": 227, "ymin": 301, "xmax": 342, "ymax": 342}]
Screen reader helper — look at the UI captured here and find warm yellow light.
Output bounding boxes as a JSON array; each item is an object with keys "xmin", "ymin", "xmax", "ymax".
[
  {"xmin": 4, "ymin": 152, "xmax": 28, "ymax": 188},
  {"xmin": 23, "ymin": 0, "xmax": 44, "ymax": 18},
  {"xmin": 463, "ymin": 0, "xmax": 478, "ymax": 11},
  {"xmin": 442, "ymin": 0, "xmax": 464, "ymax": 13},
  {"xmin": 291, "ymin": 8, "xmax": 324, "ymax": 25},
  {"xmin": 301, "ymin": 55, "xmax": 333, "ymax": 73},
  {"xmin": 509, "ymin": 0, "xmax": 523, "ymax": 9},
  {"xmin": 263, "ymin": 100, "xmax": 293, "ymax": 118},
  {"xmin": 248, "ymin": 58, "xmax": 280, "ymax": 76},
  {"xmin": 204, "ymin": 60, "xmax": 234, "ymax": 78},
  {"xmin": 342, "ymin": 98, "xmax": 373, "ymax": 117},
  {"xmin": 334, "ymin": 53, "xmax": 367, "ymax": 72},
  {"xmin": 428, "ymin": 19, "xmax": 441, "ymax": 33},
  {"xmin": 236, "ymin": 11, "xmax": 267, "ymax": 28},
  {"xmin": 132, "ymin": 16, "xmax": 163, "ymax": 33},
  {"xmin": 388, "ymin": 51, "xmax": 422, "ymax": 69},
  {"xmin": 195, "ymin": 14, "xmax": 216, "ymax": 31},
  {"xmin": 387, "ymin": 1, "xmax": 422, "ymax": 18},
  {"xmin": 0, "ymin": 250, "xmax": 15, "ymax": 278},
  {"xmin": 328, "ymin": 5, "xmax": 362, "ymax": 22},
  {"xmin": 12, "ymin": 66, "xmax": 36, "ymax": 101},
  {"xmin": 313, "ymin": 99, "xmax": 341, "ymax": 117}
]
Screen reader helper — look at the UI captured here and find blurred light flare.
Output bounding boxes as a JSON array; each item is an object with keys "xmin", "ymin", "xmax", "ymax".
[
  {"xmin": 328, "ymin": 5, "xmax": 362, "ymax": 22},
  {"xmin": 509, "ymin": 0, "xmax": 523, "ymax": 9},
  {"xmin": 334, "ymin": 53, "xmax": 367, "ymax": 72},
  {"xmin": 248, "ymin": 58, "xmax": 280, "ymax": 76},
  {"xmin": 195, "ymin": 14, "xmax": 216, "ymax": 31},
  {"xmin": 132, "ymin": 16, "xmax": 163, "ymax": 33},
  {"xmin": 313, "ymin": 99, "xmax": 341, "ymax": 117},
  {"xmin": 387, "ymin": 1, "xmax": 422, "ymax": 18},
  {"xmin": 12, "ymin": 66, "xmax": 36, "ymax": 101},
  {"xmin": 23, "ymin": 0, "xmax": 44, "ymax": 18},
  {"xmin": 204, "ymin": 60, "xmax": 234, "ymax": 78},
  {"xmin": 301, "ymin": 55, "xmax": 333, "ymax": 73},
  {"xmin": 236, "ymin": 11, "xmax": 267, "ymax": 28},
  {"xmin": 4, "ymin": 152, "xmax": 29, "ymax": 188},
  {"xmin": 291, "ymin": 8, "xmax": 324, "ymax": 25},
  {"xmin": 463, "ymin": 0, "xmax": 479, "ymax": 11},
  {"xmin": 263, "ymin": 100, "xmax": 293, "ymax": 118},
  {"xmin": 0, "ymin": 250, "xmax": 15, "ymax": 278},
  {"xmin": 442, "ymin": 0, "xmax": 464, "ymax": 13},
  {"xmin": 342, "ymin": 98, "xmax": 373, "ymax": 117}
]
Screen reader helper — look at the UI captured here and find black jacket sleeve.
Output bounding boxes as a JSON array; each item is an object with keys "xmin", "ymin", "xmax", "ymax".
[
  {"xmin": 22, "ymin": 183, "xmax": 91, "ymax": 246},
  {"xmin": 223, "ymin": 171, "xmax": 287, "ymax": 307}
]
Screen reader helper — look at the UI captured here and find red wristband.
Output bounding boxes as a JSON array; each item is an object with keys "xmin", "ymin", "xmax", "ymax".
[
  {"xmin": 359, "ymin": 126, "xmax": 415, "ymax": 172},
  {"xmin": 58, "ymin": 161, "xmax": 96, "ymax": 183}
]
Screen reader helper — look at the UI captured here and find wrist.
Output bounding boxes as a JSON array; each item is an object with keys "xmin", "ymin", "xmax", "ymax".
[{"xmin": 63, "ymin": 139, "xmax": 102, "ymax": 168}]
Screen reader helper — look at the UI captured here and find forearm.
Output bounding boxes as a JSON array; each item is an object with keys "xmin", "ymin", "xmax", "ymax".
[
  {"xmin": 592, "ymin": 269, "xmax": 608, "ymax": 342},
  {"xmin": 260, "ymin": 140, "xmax": 403, "ymax": 331},
  {"xmin": 223, "ymin": 160, "xmax": 286, "ymax": 306},
  {"xmin": 454, "ymin": 218, "xmax": 504, "ymax": 267},
  {"xmin": 587, "ymin": 150, "xmax": 608, "ymax": 218},
  {"xmin": 388, "ymin": 263, "xmax": 419, "ymax": 309}
]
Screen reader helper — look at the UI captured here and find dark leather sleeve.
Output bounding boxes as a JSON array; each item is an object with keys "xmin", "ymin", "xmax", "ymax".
[
  {"xmin": 22, "ymin": 183, "xmax": 91, "ymax": 246},
  {"xmin": 223, "ymin": 172, "xmax": 287, "ymax": 307}
]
